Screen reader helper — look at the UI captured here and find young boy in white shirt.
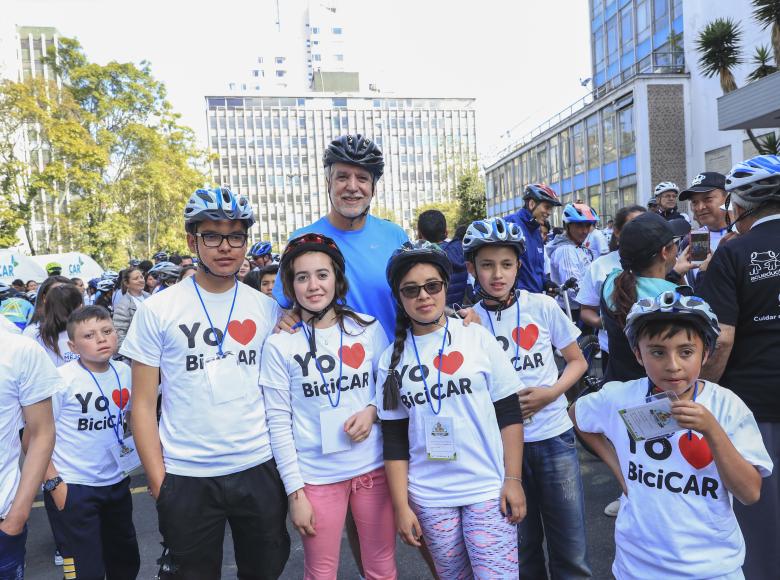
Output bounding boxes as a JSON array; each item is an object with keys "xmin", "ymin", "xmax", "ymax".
[
  {"xmin": 463, "ymin": 217, "xmax": 592, "ymax": 579},
  {"xmin": 43, "ymin": 306, "xmax": 140, "ymax": 579},
  {"xmin": 571, "ymin": 290, "xmax": 773, "ymax": 579}
]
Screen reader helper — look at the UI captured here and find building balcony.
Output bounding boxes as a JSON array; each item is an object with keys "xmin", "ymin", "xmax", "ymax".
[{"xmin": 717, "ymin": 71, "xmax": 780, "ymax": 130}]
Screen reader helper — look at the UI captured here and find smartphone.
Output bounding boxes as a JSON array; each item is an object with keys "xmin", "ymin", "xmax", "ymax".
[{"xmin": 689, "ymin": 231, "xmax": 710, "ymax": 262}]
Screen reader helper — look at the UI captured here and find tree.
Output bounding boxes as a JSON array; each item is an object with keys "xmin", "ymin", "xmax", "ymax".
[
  {"xmin": 454, "ymin": 166, "xmax": 486, "ymax": 225},
  {"xmin": 752, "ymin": 0, "xmax": 780, "ymax": 67},
  {"xmin": 370, "ymin": 204, "xmax": 399, "ymax": 223},
  {"xmin": 0, "ymin": 38, "xmax": 208, "ymax": 268},
  {"xmin": 747, "ymin": 44, "xmax": 778, "ymax": 81},
  {"xmin": 412, "ymin": 201, "xmax": 460, "ymax": 236},
  {"xmin": 696, "ymin": 18, "xmax": 743, "ymax": 93}
]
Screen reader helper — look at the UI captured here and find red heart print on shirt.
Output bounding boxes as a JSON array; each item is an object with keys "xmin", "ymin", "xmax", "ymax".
[
  {"xmin": 339, "ymin": 344, "xmax": 366, "ymax": 369},
  {"xmin": 112, "ymin": 388, "xmax": 130, "ymax": 410},
  {"xmin": 433, "ymin": 351, "xmax": 464, "ymax": 375},
  {"xmin": 227, "ymin": 319, "xmax": 257, "ymax": 345},
  {"xmin": 512, "ymin": 324, "xmax": 539, "ymax": 350},
  {"xmin": 678, "ymin": 433, "xmax": 713, "ymax": 469}
]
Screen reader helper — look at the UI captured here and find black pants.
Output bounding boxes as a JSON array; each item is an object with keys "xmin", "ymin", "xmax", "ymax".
[
  {"xmin": 156, "ymin": 459, "xmax": 290, "ymax": 580},
  {"xmin": 44, "ymin": 477, "xmax": 140, "ymax": 580}
]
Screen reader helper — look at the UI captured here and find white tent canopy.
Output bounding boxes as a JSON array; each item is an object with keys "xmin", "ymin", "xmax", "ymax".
[
  {"xmin": 28, "ymin": 252, "xmax": 105, "ymax": 281},
  {"xmin": 0, "ymin": 249, "xmax": 48, "ymax": 284}
]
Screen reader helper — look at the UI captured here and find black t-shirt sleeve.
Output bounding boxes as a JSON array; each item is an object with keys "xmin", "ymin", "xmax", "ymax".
[
  {"xmin": 697, "ymin": 247, "xmax": 739, "ymax": 326},
  {"xmin": 493, "ymin": 394, "xmax": 523, "ymax": 429},
  {"xmin": 381, "ymin": 419, "xmax": 410, "ymax": 460}
]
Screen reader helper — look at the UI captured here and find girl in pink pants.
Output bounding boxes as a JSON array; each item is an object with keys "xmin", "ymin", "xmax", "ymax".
[{"xmin": 261, "ymin": 234, "xmax": 397, "ymax": 579}]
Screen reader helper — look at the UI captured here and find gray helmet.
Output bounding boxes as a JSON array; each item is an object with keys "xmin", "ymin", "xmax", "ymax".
[
  {"xmin": 149, "ymin": 261, "xmax": 181, "ymax": 283},
  {"xmin": 184, "ymin": 187, "xmax": 255, "ymax": 231},
  {"xmin": 462, "ymin": 217, "xmax": 526, "ymax": 261},
  {"xmin": 625, "ymin": 290, "xmax": 720, "ymax": 355}
]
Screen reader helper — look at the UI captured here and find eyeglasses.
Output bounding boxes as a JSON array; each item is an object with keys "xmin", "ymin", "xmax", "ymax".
[
  {"xmin": 195, "ymin": 232, "xmax": 248, "ymax": 248},
  {"xmin": 398, "ymin": 280, "xmax": 445, "ymax": 299}
]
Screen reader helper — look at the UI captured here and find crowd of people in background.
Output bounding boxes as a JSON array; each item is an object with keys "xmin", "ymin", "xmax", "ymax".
[{"xmin": 1, "ymin": 134, "xmax": 778, "ymax": 580}]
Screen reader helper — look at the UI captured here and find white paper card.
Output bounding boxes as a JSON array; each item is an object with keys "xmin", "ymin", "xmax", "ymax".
[
  {"xmin": 108, "ymin": 435, "xmax": 141, "ymax": 476},
  {"xmin": 619, "ymin": 391, "xmax": 681, "ymax": 441},
  {"xmin": 320, "ymin": 406, "xmax": 353, "ymax": 455},
  {"xmin": 425, "ymin": 416, "xmax": 457, "ymax": 461},
  {"xmin": 206, "ymin": 353, "xmax": 249, "ymax": 404}
]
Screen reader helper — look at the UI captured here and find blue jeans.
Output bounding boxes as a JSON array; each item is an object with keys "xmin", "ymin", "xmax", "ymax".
[
  {"xmin": 0, "ymin": 525, "xmax": 27, "ymax": 580},
  {"xmin": 518, "ymin": 428, "xmax": 591, "ymax": 579}
]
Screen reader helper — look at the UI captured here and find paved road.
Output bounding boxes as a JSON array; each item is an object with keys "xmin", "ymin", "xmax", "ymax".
[{"xmin": 23, "ymin": 448, "xmax": 619, "ymax": 579}]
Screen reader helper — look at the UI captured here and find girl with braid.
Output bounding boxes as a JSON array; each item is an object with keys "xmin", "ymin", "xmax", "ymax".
[{"xmin": 377, "ymin": 241, "xmax": 526, "ymax": 579}]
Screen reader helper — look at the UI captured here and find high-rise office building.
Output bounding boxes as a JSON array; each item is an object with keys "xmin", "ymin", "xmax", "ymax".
[
  {"xmin": 485, "ymin": 0, "xmax": 776, "ymax": 225},
  {"xmin": 205, "ymin": 94, "xmax": 477, "ymax": 247}
]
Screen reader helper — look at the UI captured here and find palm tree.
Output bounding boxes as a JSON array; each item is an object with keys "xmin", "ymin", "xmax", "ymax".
[
  {"xmin": 758, "ymin": 132, "xmax": 780, "ymax": 155},
  {"xmin": 752, "ymin": 0, "xmax": 780, "ymax": 67},
  {"xmin": 696, "ymin": 18, "xmax": 743, "ymax": 93},
  {"xmin": 747, "ymin": 44, "xmax": 779, "ymax": 81}
]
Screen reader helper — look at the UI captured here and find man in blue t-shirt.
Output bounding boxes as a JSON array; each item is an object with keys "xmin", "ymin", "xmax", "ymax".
[{"xmin": 272, "ymin": 134, "xmax": 408, "ymax": 338}]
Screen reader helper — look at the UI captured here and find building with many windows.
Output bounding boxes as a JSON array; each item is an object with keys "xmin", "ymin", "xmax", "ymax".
[
  {"xmin": 205, "ymin": 94, "xmax": 477, "ymax": 247},
  {"xmin": 485, "ymin": 0, "xmax": 775, "ymax": 225}
]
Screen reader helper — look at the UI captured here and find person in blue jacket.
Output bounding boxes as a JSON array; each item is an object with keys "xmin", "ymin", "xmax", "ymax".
[{"xmin": 504, "ymin": 184, "xmax": 562, "ymax": 293}]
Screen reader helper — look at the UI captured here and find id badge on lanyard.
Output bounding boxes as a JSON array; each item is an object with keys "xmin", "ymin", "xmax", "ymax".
[
  {"xmin": 108, "ymin": 435, "xmax": 141, "ymax": 477},
  {"xmin": 320, "ymin": 406, "xmax": 353, "ymax": 455},
  {"xmin": 424, "ymin": 416, "xmax": 457, "ymax": 461},
  {"xmin": 205, "ymin": 352, "xmax": 252, "ymax": 404}
]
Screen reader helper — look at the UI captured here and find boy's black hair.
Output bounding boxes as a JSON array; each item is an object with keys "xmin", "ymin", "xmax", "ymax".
[
  {"xmin": 168, "ymin": 254, "xmax": 183, "ymax": 265},
  {"xmin": 417, "ymin": 210, "xmax": 447, "ymax": 244},
  {"xmin": 139, "ymin": 260, "xmax": 153, "ymax": 274},
  {"xmin": 66, "ymin": 305, "xmax": 113, "ymax": 340},
  {"xmin": 634, "ymin": 318, "xmax": 704, "ymax": 350}
]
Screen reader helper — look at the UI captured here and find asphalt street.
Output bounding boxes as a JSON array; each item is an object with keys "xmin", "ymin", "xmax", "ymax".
[{"xmin": 23, "ymin": 448, "xmax": 619, "ymax": 579}]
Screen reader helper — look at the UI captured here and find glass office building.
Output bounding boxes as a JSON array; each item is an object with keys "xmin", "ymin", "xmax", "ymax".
[{"xmin": 206, "ymin": 95, "xmax": 477, "ymax": 247}]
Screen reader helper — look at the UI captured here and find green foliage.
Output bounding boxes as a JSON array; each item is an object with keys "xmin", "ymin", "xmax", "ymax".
[
  {"xmin": 0, "ymin": 38, "xmax": 207, "ymax": 269},
  {"xmin": 412, "ymin": 201, "xmax": 460, "ymax": 236},
  {"xmin": 454, "ymin": 166, "xmax": 486, "ymax": 226},
  {"xmin": 696, "ymin": 18, "xmax": 743, "ymax": 93},
  {"xmin": 371, "ymin": 205, "xmax": 399, "ymax": 223},
  {"xmin": 747, "ymin": 44, "xmax": 778, "ymax": 81},
  {"xmin": 752, "ymin": 0, "xmax": 780, "ymax": 67},
  {"xmin": 757, "ymin": 132, "xmax": 780, "ymax": 155}
]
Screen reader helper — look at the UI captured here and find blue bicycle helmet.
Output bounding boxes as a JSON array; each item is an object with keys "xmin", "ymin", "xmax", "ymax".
[
  {"xmin": 462, "ymin": 217, "xmax": 526, "ymax": 261},
  {"xmin": 249, "ymin": 241, "xmax": 272, "ymax": 258},
  {"xmin": 562, "ymin": 203, "xmax": 599, "ymax": 224},
  {"xmin": 184, "ymin": 187, "xmax": 255, "ymax": 232},
  {"xmin": 726, "ymin": 155, "xmax": 780, "ymax": 202}
]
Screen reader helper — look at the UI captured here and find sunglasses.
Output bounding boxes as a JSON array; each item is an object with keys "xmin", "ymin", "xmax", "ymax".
[{"xmin": 398, "ymin": 280, "xmax": 445, "ymax": 299}]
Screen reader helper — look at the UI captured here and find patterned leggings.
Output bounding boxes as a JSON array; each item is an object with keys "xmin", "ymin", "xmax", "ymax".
[{"xmin": 411, "ymin": 499, "xmax": 518, "ymax": 579}]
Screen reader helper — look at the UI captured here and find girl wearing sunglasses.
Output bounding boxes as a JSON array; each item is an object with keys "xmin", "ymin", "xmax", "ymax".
[
  {"xmin": 260, "ymin": 233, "xmax": 397, "ymax": 579},
  {"xmin": 377, "ymin": 240, "xmax": 526, "ymax": 578}
]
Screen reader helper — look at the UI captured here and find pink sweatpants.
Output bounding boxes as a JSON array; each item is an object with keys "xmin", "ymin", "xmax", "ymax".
[{"xmin": 301, "ymin": 466, "xmax": 397, "ymax": 580}]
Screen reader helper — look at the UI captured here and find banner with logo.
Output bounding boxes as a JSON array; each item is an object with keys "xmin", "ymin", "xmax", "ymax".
[
  {"xmin": 28, "ymin": 252, "xmax": 104, "ymax": 281},
  {"xmin": 0, "ymin": 250, "xmax": 48, "ymax": 283}
]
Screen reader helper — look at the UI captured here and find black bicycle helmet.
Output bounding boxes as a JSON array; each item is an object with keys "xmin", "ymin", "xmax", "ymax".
[
  {"xmin": 386, "ymin": 241, "xmax": 452, "ymax": 303},
  {"xmin": 323, "ymin": 134, "xmax": 384, "ymax": 179},
  {"xmin": 523, "ymin": 183, "xmax": 562, "ymax": 207},
  {"xmin": 280, "ymin": 233, "xmax": 346, "ymax": 274}
]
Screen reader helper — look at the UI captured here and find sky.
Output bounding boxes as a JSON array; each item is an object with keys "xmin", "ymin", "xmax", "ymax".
[{"xmin": 7, "ymin": 0, "xmax": 592, "ymax": 164}]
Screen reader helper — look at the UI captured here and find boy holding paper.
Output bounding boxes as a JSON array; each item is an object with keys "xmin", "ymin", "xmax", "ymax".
[{"xmin": 570, "ymin": 290, "xmax": 772, "ymax": 579}]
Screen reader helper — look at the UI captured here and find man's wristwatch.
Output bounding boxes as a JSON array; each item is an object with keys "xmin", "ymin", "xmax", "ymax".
[{"xmin": 43, "ymin": 476, "xmax": 63, "ymax": 493}]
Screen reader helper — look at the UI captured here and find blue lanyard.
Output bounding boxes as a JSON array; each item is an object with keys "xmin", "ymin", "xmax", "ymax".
[
  {"xmin": 410, "ymin": 316, "xmax": 449, "ymax": 416},
  {"xmin": 191, "ymin": 276, "xmax": 239, "ymax": 357},
  {"xmin": 484, "ymin": 294, "xmax": 520, "ymax": 368},
  {"xmin": 301, "ymin": 323, "xmax": 344, "ymax": 408},
  {"xmin": 80, "ymin": 361, "xmax": 126, "ymax": 445}
]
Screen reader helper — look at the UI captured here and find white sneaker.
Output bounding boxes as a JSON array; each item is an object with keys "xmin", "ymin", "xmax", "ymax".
[
  {"xmin": 604, "ymin": 498, "xmax": 621, "ymax": 517},
  {"xmin": 54, "ymin": 550, "xmax": 64, "ymax": 566}
]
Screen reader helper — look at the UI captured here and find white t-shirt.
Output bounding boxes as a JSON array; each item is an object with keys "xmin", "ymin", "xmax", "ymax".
[
  {"xmin": 23, "ymin": 322, "xmax": 79, "ymax": 367},
  {"xmin": 53, "ymin": 361, "xmax": 132, "ymax": 486},
  {"xmin": 575, "ymin": 379, "xmax": 773, "ymax": 579},
  {"xmin": 260, "ymin": 316, "xmax": 388, "ymax": 486},
  {"xmin": 575, "ymin": 250, "xmax": 622, "ymax": 352},
  {"xmin": 376, "ymin": 319, "xmax": 520, "ymax": 508},
  {"xmin": 0, "ymin": 316, "xmax": 21, "ymax": 334},
  {"xmin": 586, "ymin": 228, "xmax": 609, "ymax": 257},
  {"xmin": 120, "ymin": 279, "xmax": 281, "ymax": 477},
  {"xmin": 473, "ymin": 291, "xmax": 580, "ymax": 442},
  {"xmin": 0, "ymin": 335, "xmax": 62, "ymax": 518}
]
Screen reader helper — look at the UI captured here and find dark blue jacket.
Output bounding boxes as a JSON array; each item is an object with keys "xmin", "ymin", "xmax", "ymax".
[
  {"xmin": 504, "ymin": 207, "xmax": 545, "ymax": 293},
  {"xmin": 442, "ymin": 238, "xmax": 470, "ymax": 307}
]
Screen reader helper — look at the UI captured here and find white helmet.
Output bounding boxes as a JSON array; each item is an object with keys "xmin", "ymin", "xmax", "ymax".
[{"xmin": 654, "ymin": 181, "xmax": 679, "ymax": 197}]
